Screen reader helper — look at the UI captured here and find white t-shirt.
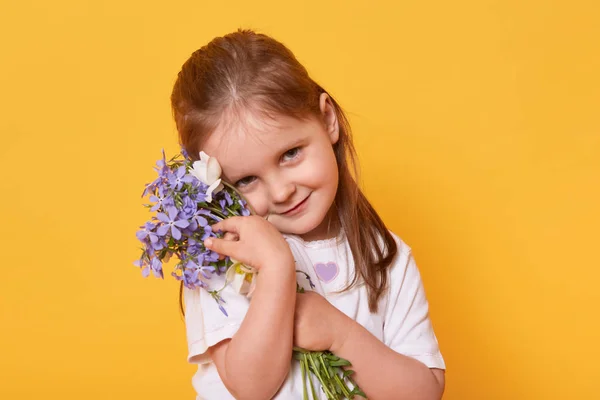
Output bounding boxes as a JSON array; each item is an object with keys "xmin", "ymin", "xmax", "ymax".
[{"xmin": 183, "ymin": 231, "xmax": 446, "ymax": 399}]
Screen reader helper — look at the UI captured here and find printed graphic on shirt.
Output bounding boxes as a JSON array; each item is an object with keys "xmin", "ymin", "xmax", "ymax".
[{"xmin": 313, "ymin": 261, "xmax": 339, "ymax": 283}]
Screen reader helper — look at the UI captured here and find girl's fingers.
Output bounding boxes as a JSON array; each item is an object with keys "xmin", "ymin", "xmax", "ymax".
[
  {"xmin": 204, "ymin": 237, "xmax": 239, "ymax": 260},
  {"xmin": 223, "ymin": 232, "xmax": 239, "ymax": 241},
  {"xmin": 216, "ymin": 232, "xmax": 239, "ymax": 260},
  {"xmin": 211, "ymin": 216, "xmax": 243, "ymax": 235}
]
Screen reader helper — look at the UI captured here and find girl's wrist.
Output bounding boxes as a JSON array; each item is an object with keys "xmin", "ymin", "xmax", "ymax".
[
  {"xmin": 329, "ymin": 308, "xmax": 355, "ymax": 354},
  {"xmin": 257, "ymin": 259, "xmax": 297, "ymax": 288},
  {"xmin": 259, "ymin": 253, "xmax": 295, "ymax": 274}
]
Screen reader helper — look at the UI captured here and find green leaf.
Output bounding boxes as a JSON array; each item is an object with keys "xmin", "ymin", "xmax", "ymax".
[
  {"xmin": 329, "ymin": 359, "xmax": 352, "ymax": 367},
  {"xmin": 351, "ymin": 387, "xmax": 367, "ymax": 398},
  {"xmin": 293, "ymin": 347, "xmax": 308, "ymax": 354}
]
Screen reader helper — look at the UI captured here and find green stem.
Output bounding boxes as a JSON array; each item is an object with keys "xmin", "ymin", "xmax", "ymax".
[
  {"xmin": 308, "ymin": 353, "xmax": 336, "ymax": 399},
  {"xmin": 204, "ymin": 205, "xmax": 227, "ymax": 220},
  {"xmin": 320, "ymin": 354, "xmax": 340, "ymax": 397},
  {"xmin": 225, "ymin": 206, "xmax": 237, "ymax": 215},
  {"xmin": 300, "ymin": 356, "xmax": 309, "ymax": 400},
  {"xmin": 334, "ymin": 374, "xmax": 352, "ymax": 398},
  {"xmin": 305, "ymin": 354, "xmax": 318, "ymax": 400},
  {"xmin": 319, "ymin": 353, "xmax": 332, "ymax": 381}
]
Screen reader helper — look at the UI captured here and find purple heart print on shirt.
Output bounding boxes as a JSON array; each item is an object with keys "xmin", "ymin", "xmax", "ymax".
[{"xmin": 314, "ymin": 262, "xmax": 339, "ymax": 284}]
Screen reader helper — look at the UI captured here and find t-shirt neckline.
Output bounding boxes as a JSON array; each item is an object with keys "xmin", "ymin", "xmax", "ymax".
[{"xmin": 283, "ymin": 229, "xmax": 346, "ymax": 249}]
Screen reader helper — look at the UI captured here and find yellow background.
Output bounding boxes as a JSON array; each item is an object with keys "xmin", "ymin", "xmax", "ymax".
[{"xmin": 1, "ymin": 1, "xmax": 598, "ymax": 399}]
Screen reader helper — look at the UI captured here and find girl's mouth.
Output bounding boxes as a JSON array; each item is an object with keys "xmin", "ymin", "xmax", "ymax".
[{"xmin": 281, "ymin": 193, "xmax": 311, "ymax": 216}]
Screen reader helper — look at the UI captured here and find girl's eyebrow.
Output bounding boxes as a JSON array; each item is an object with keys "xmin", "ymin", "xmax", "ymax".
[{"xmin": 275, "ymin": 136, "xmax": 305, "ymax": 154}]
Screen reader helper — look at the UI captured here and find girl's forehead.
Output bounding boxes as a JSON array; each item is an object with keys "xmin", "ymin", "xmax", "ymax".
[{"xmin": 218, "ymin": 108, "xmax": 306, "ymax": 137}]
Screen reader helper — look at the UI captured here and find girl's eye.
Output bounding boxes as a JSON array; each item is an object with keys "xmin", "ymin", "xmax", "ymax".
[
  {"xmin": 282, "ymin": 147, "xmax": 301, "ymax": 162},
  {"xmin": 235, "ymin": 176, "xmax": 256, "ymax": 188}
]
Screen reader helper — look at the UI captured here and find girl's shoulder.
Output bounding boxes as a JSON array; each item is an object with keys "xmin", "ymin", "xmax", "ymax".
[
  {"xmin": 387, "ymin": 230, "xmax": 413, "ymax": 258},
  {"xmin": 370, "ymin": 228, "xmax": 413, "ymax": 264},
  {"xmin": 384, "ymin": 230, "xmax": 430, "ymax": 293}
]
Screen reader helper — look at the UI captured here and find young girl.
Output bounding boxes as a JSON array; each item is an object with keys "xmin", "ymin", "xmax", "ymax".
[{"xmin": 171, "ymin": 29, "xmax": 446, "ymax": 400}]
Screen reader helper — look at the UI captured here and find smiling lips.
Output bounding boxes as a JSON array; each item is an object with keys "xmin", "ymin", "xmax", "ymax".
[{"xmin": 281, "ymin": 194, "xmax": 311, "ymax": 216}]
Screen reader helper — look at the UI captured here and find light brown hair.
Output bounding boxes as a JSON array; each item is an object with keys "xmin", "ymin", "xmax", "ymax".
[{"xmin": 170, "ymin": 29, "xmax": 397, "ymax": 316}]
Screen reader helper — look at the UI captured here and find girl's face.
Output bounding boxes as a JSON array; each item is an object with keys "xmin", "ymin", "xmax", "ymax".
[{"xmin": 202, "ymin": 93, "xmax": 340, "ymax": 241}]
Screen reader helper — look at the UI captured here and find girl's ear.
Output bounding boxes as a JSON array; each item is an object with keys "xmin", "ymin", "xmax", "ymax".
[{"xmin": 319, "ymin": 92, "xmax": 340, "ymax": 145}]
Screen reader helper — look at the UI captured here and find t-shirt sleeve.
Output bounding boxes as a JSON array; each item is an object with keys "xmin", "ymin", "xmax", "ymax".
[
  {"xmin": 183, "ymin": 272, "xmax": 251, "ymax": 364},
  {"xmin": 382, "ymin": 234, "xmax": 446, "ymax": 370}
]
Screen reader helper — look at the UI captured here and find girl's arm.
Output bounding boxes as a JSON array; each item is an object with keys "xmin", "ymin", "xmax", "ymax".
[
  {"xmin": 331, "ymin": 316, "xmax": 445, "ymax": 400},
  {"xmin": 209, "ymin": 266, "xmax": 296, "ymax": 400},
  {"xmin": 295, "ymin": 292, "xmax": 444, "ymax": 400},
  {"xmin": 204, "ymin": 216, "xmax": 297, "ymax": 400}
]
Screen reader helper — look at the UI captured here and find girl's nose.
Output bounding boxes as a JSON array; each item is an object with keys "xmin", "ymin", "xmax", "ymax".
[{"xmin": 270, "ymin": 181, "xmax": 296, "ymax": 204}]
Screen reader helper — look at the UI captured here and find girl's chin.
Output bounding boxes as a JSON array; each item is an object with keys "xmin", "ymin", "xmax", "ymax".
[
  {"xmin": 279, "ymin": 218, "xmax": 330, "ymax": 240},
  {"xmin": 272, "ymin": 217, "xmax": 317, "ymax": 235}
]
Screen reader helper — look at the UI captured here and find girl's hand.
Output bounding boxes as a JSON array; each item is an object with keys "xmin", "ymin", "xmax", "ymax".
[
  {"xmin": 294, "ymin": 291, "xmax": 353, "ymax": 352},
  {"xmin": 204, "ymin": 215, "xmax": 294, "ymax": 272}
]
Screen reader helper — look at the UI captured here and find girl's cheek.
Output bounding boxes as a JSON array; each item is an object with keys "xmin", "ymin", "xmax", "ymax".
[{"xmin": 246, "ymin": 193, "xmax": 269, "ymax": 217}]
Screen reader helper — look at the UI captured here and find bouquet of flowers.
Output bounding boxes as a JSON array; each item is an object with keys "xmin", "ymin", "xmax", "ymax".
[{"xmin": 134, "ymin": 149, "xmax": 366, "ymax": 399}]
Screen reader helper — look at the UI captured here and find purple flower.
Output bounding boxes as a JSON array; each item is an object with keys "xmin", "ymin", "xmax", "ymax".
[
  {"xmin": 192, "ymin": 209, "xmax": 211, "ymax": 228},
  {"xmin": 186, "ymin": 238, "xmax": 203, "ymax": 256},
  {"xmin": 209, "ymin": 291, "xmax": 228, "ymax": 316},
  {"xmin": 181, "ymin": 196, "xmax": 198, "ymax": 219},
  {"xmin": 150, "ymin": 257, "xmax": 164, "ymax": 279},
  {"xmin": 200, "ymin": 264, "xmax": 216, "ymax": 279},
  {"xmin": 142, "ymin": 149, "xmax": 169, "ymax": 197},
  {"xmin": 180, "ymin": 146, "xmax": 189, "ymax": 159},
  {"xmin": 224, "ymin": 191, "xmax": 233, "ymax": 206},
  {"xmin": 142, "ymin": 180, "xmax": 159, "ymax": 198},
  {"xmin": 204, "ymin": 250, "xmax": 219, "ymax": 263},
  {"xmin": 179, "ymin": 268, "xmax": 203, "ymax": 289},
  {"xmin": 149, "ymin": 235, "xmax": 167, "ymax": 251},
  {"xmin": 189, "ymin": 178, "xmax": 208, "ymax": 200},
  {"xmin": 201, "ymin": 225, "xmax": 214, "ymax": 241},
  {"xmin": 156, "ymin": 149, "xmax": 168, "ymax": 172},
  {"xmin": 181, "ymin": 209, "xmax": 209, "ymax": 237},
  {"xmin": 182, "ymin": 220, "xmax": 198, "ymax": 236},
  {"xmin": 156, "ymin": 206, "xmax": 190, "ymax": 240},
  {"xmin": 137, "ymin": 256, "xmax": 162, "ymax": 279},
  {"xmin": 163, "ymin": 195, "xmax": 176, "ymax": 210},
  {"xmin": 218, "ymin": 191, "xmax": 234, "ymax": 214},
  {"xmin": 182, "ymin": 260, "xmax": 210, "ymax": 286},
  {"xmin": 136, "ymin": 222, "xmax": 159, "ymax": 244},
  {"xmin": 296, "ymin": 270, "xmax": 316, "ymax": 289},
  {"xmin": 149, "ymin": 186, "xmax": 169, "ymax": 212},
  {"xmin": 167, "ymin": 166, "xmax": 194, "ymax": 191},
  {"xmin": 239, "ymin": 199, "xmax": 251, "ymax": 216},
  {"xmin": 133, "ymin": 257, "xmax": 147, "ymax": 271}
]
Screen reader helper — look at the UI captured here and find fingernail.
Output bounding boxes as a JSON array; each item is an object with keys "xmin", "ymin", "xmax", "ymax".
[{"xmin": 204, "ymin": 238, "xmax": 213, "ymax": 247}]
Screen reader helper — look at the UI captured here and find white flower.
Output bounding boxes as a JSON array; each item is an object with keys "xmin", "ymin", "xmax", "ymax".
[
  {"xmin": 190, "ymin": 151, "xmax": 224, "ymax": 202},
  {"xmin": 225, "ymin": 260, "xmax": 257, "ymax": 298}
]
